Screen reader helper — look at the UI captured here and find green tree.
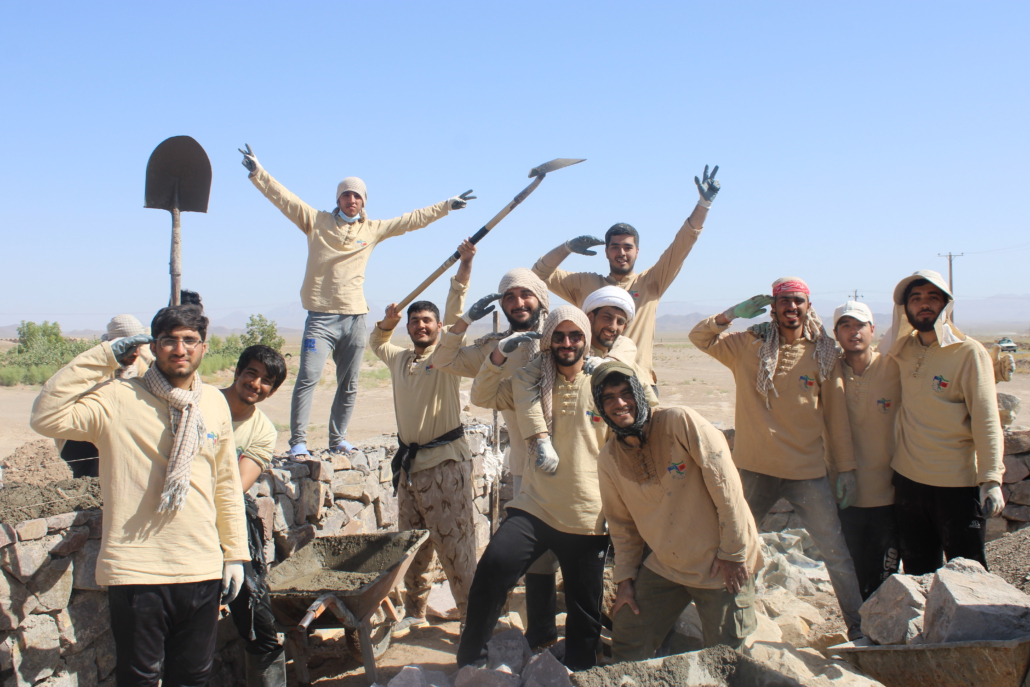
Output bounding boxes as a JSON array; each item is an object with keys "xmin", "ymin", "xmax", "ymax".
[
  {"xmin": 3, "ymin": 321, "xmax": 93, "ymax": 368},
  {"xmin": 242, "ymin": 314, "xmax": 285, "ymax": 351}
]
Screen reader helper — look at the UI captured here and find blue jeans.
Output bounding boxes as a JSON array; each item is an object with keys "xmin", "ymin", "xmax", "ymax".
[
  {"xmin": 738, "ymin": 469, "xmax": 864, "ymax": 637},
  {"xmin": 290, "ymin": 312, "xmax": 368, "ymax": 448}
]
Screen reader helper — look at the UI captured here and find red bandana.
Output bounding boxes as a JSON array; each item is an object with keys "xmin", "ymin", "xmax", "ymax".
[{"xmin": 773, "ymin": 279, "xmax": 810, "ymax": 297}]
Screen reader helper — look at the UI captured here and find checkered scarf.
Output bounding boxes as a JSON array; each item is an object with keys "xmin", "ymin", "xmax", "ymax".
[
  {"xmin": 140, "ymin": 365, "xmax": 207, "ymax": 512},
  {"xmin": 748, "ymin": 307, "xmax": 838, "ymax": 408}
]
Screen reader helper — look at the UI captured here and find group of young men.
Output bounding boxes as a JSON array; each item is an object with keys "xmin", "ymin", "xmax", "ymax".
[{"xmin": 26, "ymin": 146, "xmax": 1008, "ymax": 685}]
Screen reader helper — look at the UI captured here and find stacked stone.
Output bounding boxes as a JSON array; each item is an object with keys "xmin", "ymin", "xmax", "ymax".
[{"xmin": 995, "ymin": 393, "xmax": 1030, "ymax": 540}]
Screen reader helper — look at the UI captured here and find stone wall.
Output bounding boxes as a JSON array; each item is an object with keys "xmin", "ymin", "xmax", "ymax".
[{"xmin": 0, "ymin": 424, "xmax": 505, "ymax": 687}]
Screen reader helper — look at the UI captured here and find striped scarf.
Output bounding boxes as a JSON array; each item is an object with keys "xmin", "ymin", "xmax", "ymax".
[
  {"xmin": 141, "ymin": 365, "xmax": 207, "ymax": 512},
  {"xmin": 748, "ymin": 307, "xmax": 838, "ymax": 408}
]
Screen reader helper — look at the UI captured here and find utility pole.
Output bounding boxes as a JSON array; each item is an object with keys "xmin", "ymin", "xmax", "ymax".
[
  {"xmin": 851, "ymin": 289, "xmax": 863, "ymax": 301},
  {"xmin": 938, "ymin": 252, "xmax": 964, "ymax": 293}
]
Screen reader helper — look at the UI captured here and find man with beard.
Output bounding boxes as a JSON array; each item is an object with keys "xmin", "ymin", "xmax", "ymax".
[
  {"xmin": 581, "ymin": 286, "xmax": 658, "ymax": 407},
  {"xmin": 370, "ymin": 241, "xmax": 477, "ymax": 635},
  {"xmin": 434, "ymin": 268, "xmax": 564, "ymax": 648},
  {"xmin": 689, "ymin": 278, "xmax": 865, "ymax": 640},
  {"xmin": 531, "ymin": 165, "xmax": 721, "ymax": 389},
  {"xmin": 240, "ymin": 144, "xmax": 475, "ymax": 458},
  {"xmin": 31, "ymin": 305, "xmax": 247, "ymax": 687},
  {"xmin": 460, "ymin": 307, "xmax": 608, "ymax": 672},
  {"xmin": 592, "ymin": 361, "xmax": 762, "ymax": 659},
  {"xmin": 220, "ymin": 345, "xmax": 288, "ymax": 687},
  {"xmin": 829, "ymin": 302, "xmax": 901, "ymax": 599},
  {"xmin": 882, "ymin": 270, "xmax": 1004, "ymax": 573}
]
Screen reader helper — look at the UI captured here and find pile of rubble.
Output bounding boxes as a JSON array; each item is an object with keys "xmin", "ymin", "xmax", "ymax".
[{"xmin": 995, "ymin": 393, "xmax": 1030, "ymax": 540}]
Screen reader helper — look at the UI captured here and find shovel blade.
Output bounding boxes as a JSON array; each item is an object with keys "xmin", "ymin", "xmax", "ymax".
[
  {"xmin": 145, "ymin": 136, "xmax": 212, "ymax": 213},
  {"xmin": 528, "ymin": 158, "xmax": 586, "ymax": 178}
]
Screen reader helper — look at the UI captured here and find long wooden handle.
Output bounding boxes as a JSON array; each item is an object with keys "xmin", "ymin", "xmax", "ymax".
[{"xmin": 395, "ymin": 175, "xmax": 545, "ymax": 311}]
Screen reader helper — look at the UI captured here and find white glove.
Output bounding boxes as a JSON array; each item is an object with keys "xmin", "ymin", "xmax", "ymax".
[
  {"xmin": 534, "ymin": 436, "xmax": 560, "ymax": 474},
  {"xmin": 497, "ymin": 331, "xmax": 541, "ymax": 357},
  {"xmin": 1000, "ymin": 354, "xmax": 1015, "ymax": 383},
  {"xmin": 981, "ymin": 482, "xmax": 1005, "ymax": 518},
  {"xmin": 221, "ymin": 561, "xmax": 245, "ymax": 604},
  {"xmin": 449, "ymin": 190, "xmax": 476, "ymax": 210}
]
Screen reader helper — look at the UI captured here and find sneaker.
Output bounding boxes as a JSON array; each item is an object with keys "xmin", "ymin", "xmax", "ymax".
[
  {"xmin": 391, "ymin": 616, "xmax": 429, "ymax": 638},
  {"xmin": 289, "ymin": 443, "xmax": 310, "ymax": 458},
  {"xmin": 330, "ymin": 440, "xmax": 358, "ymax": 455}
]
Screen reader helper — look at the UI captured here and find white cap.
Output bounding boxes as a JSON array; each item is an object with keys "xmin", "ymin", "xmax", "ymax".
[{"xmin": 832, "ymin": 301, "xmax": 874, "ymax": 330}]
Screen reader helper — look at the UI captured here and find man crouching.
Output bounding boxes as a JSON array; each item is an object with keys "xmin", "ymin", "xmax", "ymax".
[{"xmin": 592, "ymin": 361, "xmax": 763, "ymax": 660}]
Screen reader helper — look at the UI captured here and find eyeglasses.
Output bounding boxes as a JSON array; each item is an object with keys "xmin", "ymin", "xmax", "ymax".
[
  {"xmin": 156, "ymin": 337, "xmax": 203, "ymax": 351},
  {"xmin": 551, "ymin": 331, "xmax": 584, "ymax": 345}
]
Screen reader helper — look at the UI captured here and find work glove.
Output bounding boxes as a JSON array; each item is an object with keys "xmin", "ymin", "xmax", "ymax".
[
  {"xmin": 497, "ymin": 331, "xmax": 541, "ymax": 356},
  {"xmin": 534, "ymin": 436, "xmax": 560, "ymax": 474},
  {"xmin": 449, "ymin": 190, "xmax": 476, "ymax": 210},
  {"xmin": 836, "ymin": 471, "xmax": 857, "ymax": 510},
  {"xmin": 110, "ymin": 334, "xmax": 154, "ymax": 365},
  {"xmin": 694, "ymin": 164, "xmax": 720, "ymax": 207},
  {"xmin": 723, "ymin": 295, "xmax": 774, "ymax": 321},
  {"xmin": 565, "ymin": 235, "xmax": 605, "ymax": 256},
  {"xmin": 999, "ymin": 353, "xmax": 1015, "ymax": 383},
  {"xmin": 582, "ymin": 356, "xmax": 602, "ymax": 375},
  {"xmin": 981, "ymin": 481, "xmax": 1005, "ymax": 518},
  {"xmin": 221, "ymin": 561, "xmax": 245, "ymax": 604},
  {"xmin": 238, "ymin": 144, "xmax": 261, "ymax": 176},
  {"xmin": 462, "ymin": 293, "xmax": 501, "ymax": 325}
]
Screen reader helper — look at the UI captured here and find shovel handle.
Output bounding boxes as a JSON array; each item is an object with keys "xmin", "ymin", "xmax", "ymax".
[{"xmin": 395, "ymin": 175, "xmax": 545, "ymax": 311}]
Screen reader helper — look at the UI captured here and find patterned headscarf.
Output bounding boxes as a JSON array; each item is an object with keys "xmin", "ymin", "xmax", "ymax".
[
  {"xmin": 140, "ymin": 365, "xmax": 207, "ymax": 512},
  {"xmin": 537, "ymin": 306, "xmax": 592, "ymax": 433},
  {"xmin": 473, "ymin": 268, "xmax": 551, "ymax": 355},
  {"xmin": 591, "ymin": 360, "xmax": 651, "ymax": 440}
]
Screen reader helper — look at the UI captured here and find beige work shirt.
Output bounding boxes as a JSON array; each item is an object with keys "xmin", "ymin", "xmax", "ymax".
[
  {"xmin": 825, "ymin": 351, "xmax": 901, "ymax": 508},
  {"xmin": 434, "ymin": 329, "xmax": 536, "ymax": 477},
  {"xmin": 599, "ymin": 407, "xmax": 763, "ymax": 588},
  {"xmin": 890, "ymin": 333, "xmax": 1004, "ymax": 487},
  {"xmin": 251, "ymin": 168, "xmax": 451, "ymax": 315},
  {"xmin": 30, "ymin": 343, "xmax": 248, "ymax": 586},
  {"xmin": 532, "ymin": 204, "xmax": 707, "ymax": 384},
  {"xmin": 471, "ymin": 356, "xmax": 607, "ymax": 535},
  {"xmin": 689, "ymin": 316, "xmax": 856, "ymax": 480},
  {"xmin": 233, "ymin": 408, "xmax": 277, "ymax": 472},
  {"xmin": 370, "ymin": 278, "xmax": 471, "ymax": 475}
]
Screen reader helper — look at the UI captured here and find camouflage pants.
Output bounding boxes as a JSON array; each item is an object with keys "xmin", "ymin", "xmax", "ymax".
[{"xmin": 398, "ymin": 459, "xmax": 477, "ymax": 620}]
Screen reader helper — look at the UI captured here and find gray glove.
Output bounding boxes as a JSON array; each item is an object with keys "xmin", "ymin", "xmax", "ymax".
[
  {"xmin": 239, "ymin": 144, "xmax": 260, "ymax": 176},
  {"xmin": 498, "ymin": 331, "xmax": 541, "ymax": 356},
  {"xmin": 463, "ymin": 293, "xmax": 501, "ymax": 324},
  {"xmin": 534, "ymin": 436, "xmax": 560, "ymax": 474},
  {"xmin": 723, "ymin": 295, "xmax": 773, "ymax": 321},
  {"xmin": 110, "ymin": 334, "xmax": 153, "ymax": 365},
  {"xmin": 565, "ymin": 235, "xmax": 605, "ymax": 256},
  {"xmin": 694, "ymin": 164, "xmax": 720, "ymax": 205},
  {"xmin": 582, "ymin": 356, "xmax": 602, "ymax": 374},
  {"xmin": 449, "ymin": 190, "xmax": 476, "ymax": 210}
]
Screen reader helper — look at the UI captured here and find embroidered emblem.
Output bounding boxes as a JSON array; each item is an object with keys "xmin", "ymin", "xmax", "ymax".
[
  {"xmin": 303, "ymin": 338, "xmax": 317, "ymax": 353},
  {"xmin": 667, "ymin": 461, "xmax": 688, "ymax": 478},
  {"xmin": 206, "ymin": 431, "xmax": 219, "ymax": 447},
  {"xmin": 932, "ymin": 375, "xmax": 950, "ymax": 392},
  {"xmin": 425, "ymin": 364, "xmax": 434, "ymax": 374},
  {"xmin": 799, "ymin": 375, "xmax": 816, "ymax": 391},
  {"xmin": 585, "ymin": 410, "xmax": 603, "ymax": 423},
  {"xmin": 628, "ymin": 290, "xmax": 640, "ymax": 300},
  {"xmin": 877, "ymin": 398, "xmax": 892, "ymax": 414},
  {"xmin": 355, "ymin": 239, "xmax": 368, "ymax": 248}
]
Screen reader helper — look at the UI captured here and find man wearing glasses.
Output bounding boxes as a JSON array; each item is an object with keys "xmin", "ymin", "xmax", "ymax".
[
  {"xmin": 459, "ymin": 306, "xmax": 608, "ymax": 672},
  {"xmin": 31, "ymin": 304, "xmax": 248, "ymax": 687}
]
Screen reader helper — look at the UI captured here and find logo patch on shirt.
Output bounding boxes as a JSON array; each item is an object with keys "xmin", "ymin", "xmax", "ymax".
[
  {"xmin": 628, "ymin": 290, "xmax": 640, "ymax": 300},
  {"xmin": 206, "ymin": 431, "xmax": 219, "ymax": 447},
  {"xmin": 877, "ymin": 398, "xmax": 893, "ymax": 414},
  {"xmin": 932, "ymin": 375, "xmax": 950, "ymax": 392},
  {"xmin": 586, "ymin": 410, "xmax": 604, "ymax": 424},
  {"xmin": 667, "ymin": 461, "xmax": 688, "ymax": 478},
  {"xmin": 303, "ymin": 338, "xmax": 317, "ymax": 353},
  {"xmin": 425, "ymin": 364, "xmax": 434, "ymax": 374},
  {"xmin": 799, "ymin": 375, "xmax": 816, "ymax": 391},
  {"xmin": 355, "ymin": 239, "xmax": 368, "ymax": 248}
]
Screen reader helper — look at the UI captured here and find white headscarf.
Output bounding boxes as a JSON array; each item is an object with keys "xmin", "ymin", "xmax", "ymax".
[
  {"xmin": 880, "ymin": 270, "xmax": 964, "ymax": 357},
  {"xmin": 582, "ymin": 285, "xmax": 635, "ymax": 323}
]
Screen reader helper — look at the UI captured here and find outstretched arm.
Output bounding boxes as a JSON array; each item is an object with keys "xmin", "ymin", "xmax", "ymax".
[{"xmin": 530, "ymin": 236, "xmax": 604, "ymax": 305}]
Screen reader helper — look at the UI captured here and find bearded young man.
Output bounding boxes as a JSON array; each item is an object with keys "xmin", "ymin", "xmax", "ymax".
[
  {"xmin": 689, "ymin": 277, "xmax": 865, "ymax": 640},
  {"xmin": 531, "ymin": 165, "xmax": 721, "ymax": 388},
  {"xmin": 881, "ymin": 270, "xmax": 1004, "ymax": 574},
  {"xmin": 592, "ymin": 361, "xmax": 762, "ymax": 659},
  {"xmin": 459, "ymin": 307, "xmax": 608, "ymax": 672},
  {"xmin": 370, "ymin": 241, "xmax": 477, "ymax": 635},
  {"xmin": 31, "ymin": 305, "xmax": 247, "ymax": 687},
  {"xmin": 240, "ymin": 144, "xmax": 475, "ymax": 458}
]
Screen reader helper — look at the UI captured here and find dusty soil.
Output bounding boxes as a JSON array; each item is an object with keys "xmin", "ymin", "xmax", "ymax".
[
  {"xmin": 0, "ymin": 477, "xmax": 101, "ymax": 523},
  {"xmin": 1, "ymin": 438, "xmax": 72, "ymax": 485},
  {"xmin": 986, "ymin": 526, "xmax": 1030, "ymax": 594}
]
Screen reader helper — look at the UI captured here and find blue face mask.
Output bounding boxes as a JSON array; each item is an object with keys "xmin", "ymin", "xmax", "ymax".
[{"xmin": 337, "ymin": 210, "xmax": 360, "ymax": 224}]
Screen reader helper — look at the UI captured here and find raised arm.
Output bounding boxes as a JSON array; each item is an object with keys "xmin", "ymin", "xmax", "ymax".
[
  {"xmin": 688, "ymin": 314, "xmax": 752, "ymax": 368},
  {"xmin": 442, "ymin": 240, "xmax": 475, "ymax": 326},
  {"xmin": 370, "ymin": 304, "xmax": 407, "ymax": 368},
  {"xmin": 530, "ymin": 235, "xmax": 604, "ymax": 305},
  {"xmin": 435, "ymin": 330, "xmax": 488, "ymax": 378},
  {"xmin": 243, "ymin": 148, "xmax": 319, "ymax": 235}
]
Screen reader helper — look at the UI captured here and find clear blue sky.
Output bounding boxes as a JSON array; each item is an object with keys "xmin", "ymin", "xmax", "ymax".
[{"xmin": 2, "ymin": 2, "xmax": 1028, "ymax": 331}]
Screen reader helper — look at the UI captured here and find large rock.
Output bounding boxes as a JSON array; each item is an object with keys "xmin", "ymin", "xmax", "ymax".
[
  {"xmin": 61, "ymin": 646, "xmax": 98, "ymax": 687},
  {"xmin": 1002, "ymin": 504, "xmax": 1030, "ymax": 522},
  {"xmin": 301, "ymin": 458, "xmax": 334, "ymax": 483},
  {"xmin": 71, "ymin": 540, "xmax": 101, "ymax": 590},
  {"xmin": 487, "ymin": 628, "xmax": 531, "ymax": 674},
  {"xmin": 860, "ymin": 574, "xmax": 926, "ymax": 645},
  {"xmin": 15, "ymin": 519, "xmax": 49, "ymax": 542},
  {"xmin": 757, "ymin": 589, "xmax": 824, "ymax": 628},
  {"xmin": 45, "ymin": 512, "xmax": 90, "ymax": 533},
  {"xmin": 295, "ymin": 479, "xmax": 329, "ymax": 524},
  {"xmin": 55, "ymin": 590, "xmax": 108, "ymax": 654},
  {"xmin": 28, "ymin": 557, "xmax": 74, "ymax": 612},
  {"xmin": 1003, "ymin": 455, "xmax": 1030, "ymax": 483},
  {"xmin": 10, "ymin": 614, "xmax": 62, "ymax": 687},
  {"xmin": 0, "ymin": 525, "xmax": 16, "ymax": 548},
  {"xmin": 274, "ymin": 495, "xmax": 295, "ymax": 531},
  {"xmin": 453, "ymin": 665, "xmax": 519, "ymax": 687},
  {"xmin": 0, "ymin": 569, "xmax": 38, "ymax": 630},
  {"xmin": 92, "ymin": 630, "xmax": 116, "ymax": 681},
  {"xmin": 388, "ymin": 666, "xmax": 428, "ymax": 687},
  {"xmin": 1006, "ymin": 428, "xmax": 1030, "ymax": 456},
  {"xmin": 48, "ymin": 527, "xmax": 89, "ymax": 557},
  {"xmin": 274, "ymin": 524, "xmax": 316, "ymax": 560},
  {"xmin": 520, "ymin": 649, "xmax": 572, "ymax": 687},
  {"xmin": 1008, "ymin": 480, "xmax": 1030, "ymax": 506},
  {"xmin": 999, "ymin": 393, "xmax": 1022, "ymax": 427},
  {"xmin": 376, "ymin": 490, "xmax": 398, "ymax": 528},
  {"xmin": 2, "ymin": 542, "xmax": 51, "ymax": 583},
  {"xmin": 426, "ymin": 582, "xmax": 459, "ymax": 621},
  {"xmin": 331, "ymin": 470, "xmax": 366, "ymax": 500},
  {"xmin": 315, "ymin": 510, "xmax": 348, "ymax": 538},
  {"xmin": 924, "ymin": 558, "xmax": 1030, "ymax": 643}
]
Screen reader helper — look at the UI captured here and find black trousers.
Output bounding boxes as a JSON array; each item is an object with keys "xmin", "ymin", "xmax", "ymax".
[
  {"xmin": 228, "ymin": 498, "xmax": 281, "ymax": 655},
  {"xmin": 894, "ymin": 473, "xmax": 987, "ymax": 575},
  {"xmin": 108, "ymin": 579, "xmax": 221, "ymax": 687},
  {"xmin": 838, "ymin": 505, "xmax": 900, "ymax": 600},
  {"xmin": 457, "ymin": 509, "xmax": 608, "ymax": 671}
]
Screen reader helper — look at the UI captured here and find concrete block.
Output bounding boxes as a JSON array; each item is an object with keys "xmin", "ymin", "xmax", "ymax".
[
  {"xmin": 55, "ymin": 590, "xmax": 108, "ymax": 655},
  {"xmin": 10, "ymin": 614, "xmax": 61, "ymax": 686},
  {"xmin": 28, "ymin": 557, "xmax": 74, "ymax": 613},
  {"xmin": 924, "ymin": 557, "xmax": 1030, "ymax": 643},
  {"xmin": 1006, "ymin": 429, "xmax": 1030, "ymax": 456},
  {"xmin": 0, "ymin": 569, "xmax": 38, "ymax": 630},
  {"xmin": 274, "ymin": 524, "xmax": 316, "ymax": 560},
  {"xmin": 519, "ymin": 649, "xmax": 572, "ymax": 687},
  {"xmin": 1003, "ymin": 454, "xmax": 1030, "ymax": 483},
  {"xmin": 486, "ymin": 628, "xmax": 531, "ymax": 673},
  {"xmin": 15, "ymin": 519, "xmax": 48, "ymax": 542},
  {"xmin": 2, "ymin": 542, "xmax": 51, "ymax": 583},
  {"xmin": 47, "ymin": 528, "xmax": 89, "ymax": 557}
]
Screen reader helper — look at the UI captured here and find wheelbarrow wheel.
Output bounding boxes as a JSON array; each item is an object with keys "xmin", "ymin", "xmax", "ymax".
[{"xmin": 346, "ymin": 622, "xmax": 393, "ymax": 663}]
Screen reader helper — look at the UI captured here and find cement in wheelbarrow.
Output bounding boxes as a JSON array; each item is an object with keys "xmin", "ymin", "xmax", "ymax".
[
  {"xmin": 832, "ymin": 634, "xmax": 1030, "ymax": 687},
  {"xmin": 570, "ymin": 645, "xmax": 804, "ymax": 687}
]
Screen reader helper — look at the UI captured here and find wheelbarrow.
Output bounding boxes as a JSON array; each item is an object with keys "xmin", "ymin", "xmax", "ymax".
[
  {"xmin": 830, "ymin": 635, "xmax": 1030, "ymax": 687},
  {"xmin": 266, "ymin": 530, "xmax": 430, "ymax": 686}
]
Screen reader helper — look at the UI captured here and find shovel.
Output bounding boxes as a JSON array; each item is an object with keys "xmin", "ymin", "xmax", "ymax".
[
  {"xmin": 145, "ymin": 136, "xmax": 212, "ymax": 306},
  {"xmin": 395, "ymin": 158, "xmax": 585, "ymax": 311}
]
